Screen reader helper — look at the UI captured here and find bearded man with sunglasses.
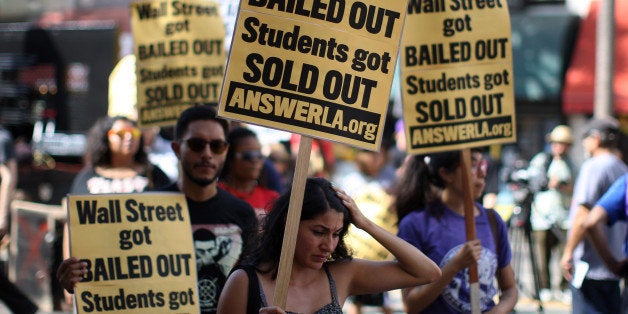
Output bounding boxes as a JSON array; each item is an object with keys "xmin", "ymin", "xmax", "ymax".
[{"xmin": 163, "ymin": 105, "xmax": 258, "ymax": 314}]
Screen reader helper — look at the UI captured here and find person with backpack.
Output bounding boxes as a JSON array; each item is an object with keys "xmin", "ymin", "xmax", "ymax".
[
  {"xmin": 527, "ymin": 125, "xmax": 575, "ymax": 302},
  {"xmin": 395, "ymin": 149, "xmax": 518, "ymax": 313}
]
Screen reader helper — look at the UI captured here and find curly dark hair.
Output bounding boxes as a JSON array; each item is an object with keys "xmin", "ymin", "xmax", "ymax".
[
  {"xmin": 244, "ymin": 177, "xmax": 353, "ymax": 279},
  {"xmin": 84, "ymin": 116, "xmax": 148, "ymax": 167}
]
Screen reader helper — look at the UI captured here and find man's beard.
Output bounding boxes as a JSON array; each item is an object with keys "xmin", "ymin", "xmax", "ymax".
[{"xmin": 183, "ymin": 167, "xmax": 219, "ymax": 187}]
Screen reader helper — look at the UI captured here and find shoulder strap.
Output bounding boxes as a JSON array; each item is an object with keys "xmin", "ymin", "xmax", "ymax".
[
  {"xmin": 486, "ymin": 208, "xmax": 500, "ymax": 258},
  {"xmin": 322, "ymin": 264, "xmax": 340, "ymax": 306},
  {"xmin": 542, "ymin": 152, "xmax": 553, "ymax": 172},
  {"xmin": 539, "ymin": 152, "xmax": 553, "ymax": 191},
  {"xmin": 234, "ymin": 265, "xmax": 264, "ymax": 314}
]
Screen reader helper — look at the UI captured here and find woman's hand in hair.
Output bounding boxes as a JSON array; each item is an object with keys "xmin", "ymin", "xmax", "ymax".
[{"xmin": 333, "ymin": 186, "xmax": 369, "ymax": 230}]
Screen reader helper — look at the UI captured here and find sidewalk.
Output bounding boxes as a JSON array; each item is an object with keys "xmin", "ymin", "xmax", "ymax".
[
  {"xmin": 515, "ymin": 297, "xmax": 570, "ymax": 314},
  {"xmin": 343, "ymin": 290, "xmax": 571, "ymax": 313},
  {"xmin": 3, "ymin": 294, "xmax": 569, "ymax": 314}
]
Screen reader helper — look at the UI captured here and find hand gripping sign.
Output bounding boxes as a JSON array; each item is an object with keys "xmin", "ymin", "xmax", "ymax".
[{"xmin": 218, "ymin": 0, "xmax": 409, "ymax": 307}]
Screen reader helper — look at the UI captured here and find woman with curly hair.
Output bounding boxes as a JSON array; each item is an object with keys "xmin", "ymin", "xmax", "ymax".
[
  {"xmin": 217, "ymin": 177, "xmax": 440, "ymax": 314},
  {"xmin": 70, "ymin": 115, "xmax": 170, "ymax": 194}
]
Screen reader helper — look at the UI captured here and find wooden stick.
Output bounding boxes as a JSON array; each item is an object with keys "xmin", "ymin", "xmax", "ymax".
[
  {"xmin": 460, "ymin": 148, "xmax": 481, "ymax": 314},
  {"xmin": 273, "ymin": 136, "xmax": 313, "ymax": 308}
]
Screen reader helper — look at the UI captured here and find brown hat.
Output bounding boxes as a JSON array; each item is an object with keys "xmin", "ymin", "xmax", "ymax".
[{"xmin": 547, "ymin": 125, "xmax": 573, "ymax": 144}]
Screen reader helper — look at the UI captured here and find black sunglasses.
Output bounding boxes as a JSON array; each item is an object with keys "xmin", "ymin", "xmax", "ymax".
[
  {"xmin": 184, "ymin": 138, "xmax": 229, "ymax": 154},
  {"xmin": 235, "ymin": 151, "xmax": 265, "ymax": 162}
]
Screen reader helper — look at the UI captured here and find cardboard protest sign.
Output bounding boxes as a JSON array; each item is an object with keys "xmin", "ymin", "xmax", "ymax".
[
  {"xmin": 67, "ymin": 193, "xmax": 198, "ymax": 314},
  {"xmin": 130, "ymin": 0, "xmax": 226, "ymax": 127},
  {"xmin": 218, "ymin": 0, "xmax": 408, "ymax": 151},
  {"xmin": 400, "ymin": 0, "xmax": 516, "ymax": 154}
]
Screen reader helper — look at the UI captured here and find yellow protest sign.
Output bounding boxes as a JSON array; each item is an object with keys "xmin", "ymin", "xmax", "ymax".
[
  {"xmin": 218, "ymin": 0, "xmax": 408, "ymax": 151},
  {"xmin": 130, "ymin": 0, "xmax": 226, "ymax": 127},
  {"xmin": 67, "ymin": 193, "xmax": 198, "ymax": 314},
  {"xmin": 400, "ymin": 0, "xmax": 516, "ymax": 154}
]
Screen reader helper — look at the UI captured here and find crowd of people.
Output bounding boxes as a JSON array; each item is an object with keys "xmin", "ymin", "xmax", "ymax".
[
  {"xmin": 57, "ymin": 105, "xmax": 513, "ymax": 314},
  {"xmin": 1, "ymin": 103, "xmax": 627, "ymax": 313}
]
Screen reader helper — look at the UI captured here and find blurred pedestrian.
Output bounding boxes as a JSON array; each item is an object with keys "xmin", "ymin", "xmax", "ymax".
[
  {"xmin": 245, "ymin": 124, "xmax": 291, "ymax": 193},
  {"xmin": 584, "ymin": 172, "xmax": 628, "ymax": 275},
  {"xmin": 70, "ymin": 115, "xmax": 171, "ymax": 194},
  {"xmin": 560, "ymin": 117, "xmax": 628, "ymax": 314},
  {"xmin": 219, "ymin": 127, "xmax": 279, "ymax": 218},
  {"xmin": 527, "ymin": 125, "xmax": 575, "ymax": 302},
  {"xmin": 584, "ymin": 172, "xmax": 628, "ymax": 313},
  {"xmin": 60, "ymin": 115, "xmax": 172, "ymax": 308},
  {"xmin": 396, "ymin": 150, "xmax": 518, "ymax": 313},
  {"xmin": 267, "ymin": 142, "xmax": 293, "ymax": 191}
]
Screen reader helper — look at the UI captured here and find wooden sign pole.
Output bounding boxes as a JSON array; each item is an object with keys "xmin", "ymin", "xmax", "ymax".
[
  {"xmin": 273, "ymin": 136, "xmax": 313, "ymax": 308},
  {"xmin": 460, "ymin": 148, "xmax": 481, "ymax": 314}
]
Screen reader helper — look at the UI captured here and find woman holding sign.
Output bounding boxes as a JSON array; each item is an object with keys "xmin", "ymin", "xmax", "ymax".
[
  {"xmin": 59, "ymin": 115, "xmax": 171, "ymax": 309},
  {"xmin": 395, "ymin": 150, "xmax": 517, "ymax": 313},
  {"xmin": 217, "ymin": 177, "xmax": 441, "ymax": 313}
]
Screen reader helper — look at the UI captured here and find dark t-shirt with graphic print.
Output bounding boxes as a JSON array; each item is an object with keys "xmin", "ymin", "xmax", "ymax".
[{"xmin": 161, "ymin": 183, "xmax": 257, "ymax": 314}]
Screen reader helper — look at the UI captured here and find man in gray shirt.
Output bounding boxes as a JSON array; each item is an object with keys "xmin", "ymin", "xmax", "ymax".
[{"xmin": 560, "ymin": 117, "xmax": 628, "ymax": 314}]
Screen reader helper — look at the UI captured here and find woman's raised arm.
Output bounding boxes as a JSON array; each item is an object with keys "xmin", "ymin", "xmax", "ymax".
[{"xmin": 333, "ymin": 187, "xmax": 441, "ymax": 295}]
